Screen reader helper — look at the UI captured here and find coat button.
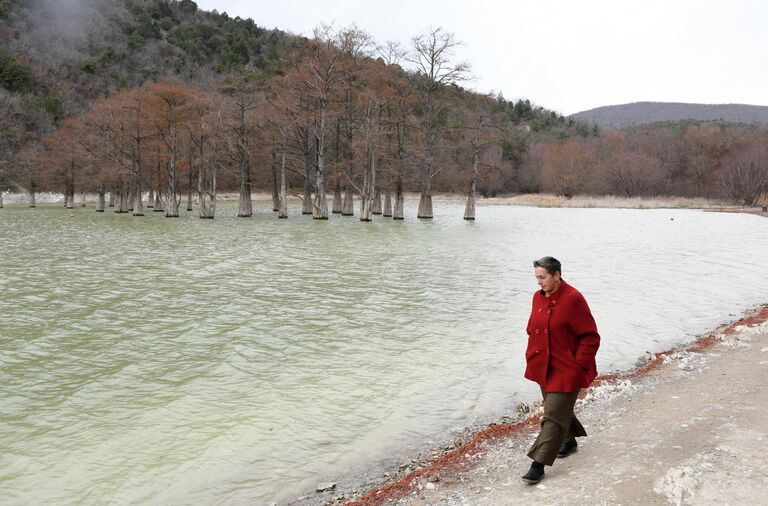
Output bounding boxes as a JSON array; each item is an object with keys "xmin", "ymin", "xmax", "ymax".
[
  {"xmin": 538, "ymin": 308, "xmax": 542, "ymax": 313},
  {"xmin": 547, "ymin": 309, "xmax": 551, "ymax": 314},
  {"xmin": 544, "ymin": 329, "xmax": 548, "ymax": 334},
  {"xmin": 535, "ymin": 329, "xmax": 540, "ymax": 334}
]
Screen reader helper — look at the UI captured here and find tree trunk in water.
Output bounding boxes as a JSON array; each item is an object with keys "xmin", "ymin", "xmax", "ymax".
[
  {"xmin": 133, "ymin": 172, "xmax": 144, "ymax": 217},
  {"xmin": 237, "ymin": 158, "xmax": 252, "ymax": 217},
  {"xmin": 147, "ymin": 184, "xmax": 154, "ymax": 208},
  {"xmin": 383, "ymin": 190, "xmax": 392, "ymax": 217},
  {"xmin": 359, "ymin": 190, "xmax": 373, "ymax": 221},
  {"xmin": 302, "ymin": 185, "xmax": 313, "ymax": 214},
  {"xmin": 393, "ymin": 180, "xmax": 404, "ymax": 220},
  {"xmin": 313, "ymin": 108, "xmax": 329, "ymax": 220},
  {"xmin": 166, "ymin": 187, "xmax": 179, "ymax": 217},
  {"xmin": 302, "ymin": 134, "xmax": 313, "ymax": 214},
  {"xmin": 0, "ymin": 190, "xmax": 3, "ymax": 208},
  {"xmin": 278, "ymin": 149, "xmax": 288, "ymax": 219},
  {"xmin": 113, "ymin": 183, "xmax": 122, "ymax": 213},
  {"xmin": 464, "ymin": 151, "xmax": 478, "ymax": 220},
  {"xmin": 417, "ymin": 193, "xmax": 432, "ymax": 218},
  {"xmin": 393, "ymin": 122, "xmax": 406, "ymax": 220},
  {"xmin": 153, "ymin": 161, "xmax": 163, "ymax": 211},
  {"xmin": 28, "ymin": 180, "xmax": 36, "ymax": 207},
  {"xmin": 153, "ymin": 189, "xmax": 164, "ymax": 212},
  {"xmin": 360, "ymin": 149, "xmax": 375, "ymax": 222},
  {"xmin": 112, "ymin": 189, "xmax": 120, "ymax": 212},
  {"xmin": 108, "ymin": 187, "xmax": 115, "ymax": 207},
  {"xmin": 271, "ymin": 153, "xmax": 280, "ymax": 212},
  {"xmin": 332, "ymin": 179, "xmax": 342, "ymax": 213},
  {"xmin": 186, "ymin": 160, "xmax": 193, "ymax": 211},
  {"xmin": 80, "ymin": 190, "xmax": 86, "ymax": 208},
  {"xmin": 302, "ymin": 174, "xmax": 313, "ymax": 214},
  {"xmin": 313, "ymin": 184, "xmax": 328, "ymax": 219},
  {"xmin": 371, "ymin": 187, "xmax": 382, "ymax": 215},
  {"xmin": 166, "ymin": 125, "xmax": 180, "ymax": 218},
  {"xmin": 417, "ymin": 164, "xmax": 433, "ymax": 218},
  {"xmin": 96, "ymin": 182, "xmax": 106, "ymax": 212},
  {"xmin": 198, "ymin": 160, "xmax": 216, "ymax": 220},
  {"xmin": 65, "ymin": 168, "xmax": 74, "ymax": 208},
  {"xmin": 342, "ymin": 184, "xmax": 354, "ymax": 216},
  {"xmin": 359, "ymin": 194, "xmax": 371, "ymax": 221},
  {"xmin": 121, "ymin": 181, "xmax": 131, "ymax": 213},
  {"xmin": 359, "ymin": 170, "xmax": 371, "ymax": 221}
]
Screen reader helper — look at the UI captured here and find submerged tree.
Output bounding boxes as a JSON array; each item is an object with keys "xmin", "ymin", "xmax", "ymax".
[
  {"xmin": 290, "ymin": 24, "xmax": 370, "ymax": 220},
  {"xmin": 41, "ymin": 118, "xmax": 90, "ymax": 209},
  {"xmin": 221, "ymin": 75, "xmax": 262, "ymax": 217},
  {"xmin": 189, "ymin": 94, "xmax": 221, "ymax": 218},
  {"xmin": 408, "ymin": 27, "xmax": 471, "ymax": 218},
  {"xmin": 145, "ymin": 81, "xmax": 199, "ymax": 218}
]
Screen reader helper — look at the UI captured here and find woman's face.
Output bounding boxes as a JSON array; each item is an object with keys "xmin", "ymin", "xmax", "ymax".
[{"xmin": 534, "ymin": 266, "xmax": 561, "ymax": 294}]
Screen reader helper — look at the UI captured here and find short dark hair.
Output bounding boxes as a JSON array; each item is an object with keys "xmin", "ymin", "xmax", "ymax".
[{"xmin": 533, "ymin": 256, "xmax": 561, "ymax": 275}]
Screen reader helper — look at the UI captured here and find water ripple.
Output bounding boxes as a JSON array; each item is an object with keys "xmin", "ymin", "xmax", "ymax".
[{"xmin": 1, "ymin": 203, "xmax": 766, "ymax": 504}]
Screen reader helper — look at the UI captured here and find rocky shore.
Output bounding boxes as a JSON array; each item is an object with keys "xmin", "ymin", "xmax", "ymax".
[{"xmin": 298, "ymin": 306, "xmax": 768, "ymax": 505}]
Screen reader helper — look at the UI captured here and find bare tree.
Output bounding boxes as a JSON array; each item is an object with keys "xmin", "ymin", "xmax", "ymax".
[
  {"xmin": 145, "ymin": 82, "xmax": 198, "ymax": 218},
  {"xmin": 378, "ymin": 41, "xmax": 415, "ymax": 220},
  {"xmin": 719, "ymin": 145, "xmax": 768, "ymax": 205},
  {"xmin": 291, "ymin": 25, "xmax": 349, "ymax": 219},
  {"xmin": 681, "ymin": 124, "xmax": 727, "ymax": 197},
  {"xmin": 408, "ymin": 27, "xmax": 471, "ymax": 218},
  {"xmin": 455, "ymin": 111, "xmax": 505, "ymax": 220},
  {"xmin": 542, "ymin": 138, "xmax": 596, "ymax": 197},
  {"xmin": 332, "ymin": 179, "xmax": 342, "ymax": 213},
  {"xmin": 189, "ymin": 95, "xmax": 220, "ymax": 218},
  {"xmin": 221, "ymin": 76, "xmax": 262, "ymax": 217}
]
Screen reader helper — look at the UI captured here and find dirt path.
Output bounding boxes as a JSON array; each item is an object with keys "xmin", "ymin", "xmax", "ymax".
[{"xmin": 349, "ymin": 309, "xmax": 768, "ymax": 506}]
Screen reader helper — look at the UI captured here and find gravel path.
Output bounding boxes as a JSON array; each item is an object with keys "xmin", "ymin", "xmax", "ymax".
[{"xmin": 387, "ymin": 318, "xmax": 768, "ymax": 506}]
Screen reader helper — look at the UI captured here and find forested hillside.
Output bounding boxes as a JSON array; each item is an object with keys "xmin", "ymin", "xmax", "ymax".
[
  {"xmin": 0, "ymin": 0, "xmax": 588, "ymax": 212},
  {"xmin": 0, "ymin": 0, "xmax": 287, "ymax": 170},
  {"xmin": 0, "ymin": 0, "xmax": 765, "ymax": 216}
]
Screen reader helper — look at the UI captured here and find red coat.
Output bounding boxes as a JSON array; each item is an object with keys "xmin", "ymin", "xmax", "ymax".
[{"xmin": 525, "ymin": 279, "xmax": 600, "ymax": 392}]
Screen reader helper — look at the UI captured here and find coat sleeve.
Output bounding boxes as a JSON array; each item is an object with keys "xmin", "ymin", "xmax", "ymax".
[
  {"xmin": 571, "ymin": 294, "xmax": 600, "ymax": 371},
  {"xmin": 525, "ymin": 293, "xmax": 536, "ymax": 337}
]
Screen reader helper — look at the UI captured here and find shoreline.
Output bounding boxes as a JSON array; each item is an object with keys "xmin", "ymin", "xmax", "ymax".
[
  {"xmin": 2, "ymin": 191, "xmax": 765, "ymax": 217},
  {"xmin": 298, "ymin": 304, "xmax": 768, "ymax": 505}
]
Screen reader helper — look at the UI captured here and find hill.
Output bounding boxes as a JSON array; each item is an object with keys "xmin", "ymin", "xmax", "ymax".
[
  {"xmin": 570, "ymin": 101, "xmax": 768, "ymax": 129},
  {"xmin": 0, "ymin": 0, "xmax": 591, "ymax": 195}
]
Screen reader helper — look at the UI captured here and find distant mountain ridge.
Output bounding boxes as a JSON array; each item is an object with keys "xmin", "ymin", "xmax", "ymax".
[{"xmin": 570, "ymin": 101, "xmax": 768, "ymax": 129}]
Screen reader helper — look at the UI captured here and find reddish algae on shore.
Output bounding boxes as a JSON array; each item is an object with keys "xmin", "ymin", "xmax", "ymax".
[{"xmin": 347, "ymin": 304, "xmax": 768, "ymax": 506}]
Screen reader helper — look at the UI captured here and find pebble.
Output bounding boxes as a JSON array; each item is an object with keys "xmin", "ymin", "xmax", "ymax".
[{"xmin": 316, "ymin": 482, "xmax": 336, "ymax": 492}]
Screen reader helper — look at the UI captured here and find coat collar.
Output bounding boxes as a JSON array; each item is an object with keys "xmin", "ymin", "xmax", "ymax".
[{"xmin": 538, "ymin": 278, "xmax": 570, "ymax": 305}]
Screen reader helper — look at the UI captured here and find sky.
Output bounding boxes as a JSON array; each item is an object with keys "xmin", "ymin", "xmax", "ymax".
[{"xmin": 194, "ymin": 0, "xmax": 768, "ymax": 115}]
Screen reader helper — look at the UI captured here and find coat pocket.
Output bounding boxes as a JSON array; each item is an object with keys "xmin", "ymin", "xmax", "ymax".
[{"xmin": 567, "ymin": 349, "xmax": 588, "ymax": 372}]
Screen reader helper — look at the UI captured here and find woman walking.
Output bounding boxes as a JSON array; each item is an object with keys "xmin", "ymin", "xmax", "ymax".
[{"xmin": 522, "ymin": 256, "xmax": 600, "ymax": 484}]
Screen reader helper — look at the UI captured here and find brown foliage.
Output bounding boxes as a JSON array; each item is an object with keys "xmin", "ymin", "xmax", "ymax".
[
  {"xmin": 542, "ymin": 138, "xmax": 596, "ymax": 196},
  {"xmin": 718, "ymin": 143, "xmax": 768, "ymax": 205}
]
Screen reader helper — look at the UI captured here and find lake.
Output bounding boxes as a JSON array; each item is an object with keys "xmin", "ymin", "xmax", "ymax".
[{"xmin": 1, "ymin": 201, "xmax": 766, "ymax": 504}]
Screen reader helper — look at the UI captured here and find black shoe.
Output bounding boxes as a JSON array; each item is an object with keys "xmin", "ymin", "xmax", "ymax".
[
  {"xmin": 522, "ymin": 462, "xmax": 545, "ymax": 484},
  {"xmin": 557, "ymin": 439, "xmax": 578, "ymax": 458}
]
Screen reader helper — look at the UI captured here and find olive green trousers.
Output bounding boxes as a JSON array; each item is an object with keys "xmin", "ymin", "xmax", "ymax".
[{"xmin": 527, "ymin": 388, "xmax": 587, "ymax": 466}]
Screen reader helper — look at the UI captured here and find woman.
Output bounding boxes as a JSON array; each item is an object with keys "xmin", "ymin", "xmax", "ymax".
[{"xmin": 522, "ymin": 256, "xmax": 600, "ymax": 484}]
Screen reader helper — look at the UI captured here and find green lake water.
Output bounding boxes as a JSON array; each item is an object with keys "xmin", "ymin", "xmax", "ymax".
[{"xmin": 1, "ymin": 200, "xmax": 766, "ymax": 503}]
